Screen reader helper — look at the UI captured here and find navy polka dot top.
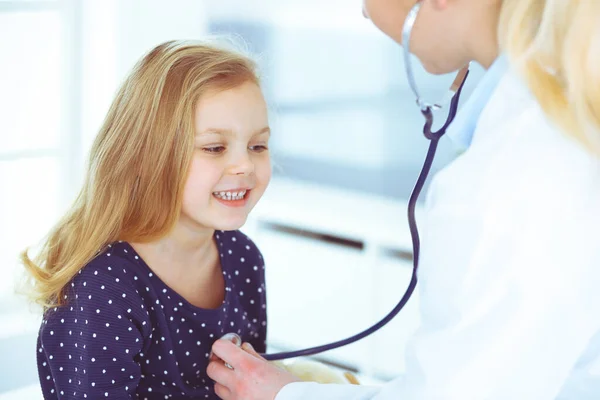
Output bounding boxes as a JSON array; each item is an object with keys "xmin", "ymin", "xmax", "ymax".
[{"xmin": 36, "ymin": 230, "xmax": 267, "ymax": 399}]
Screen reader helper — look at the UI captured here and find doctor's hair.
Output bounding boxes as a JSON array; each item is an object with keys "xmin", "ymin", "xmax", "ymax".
[
  {"xmin": 21, "ymin": 39, "xmax": 261, "ymax": 309},
  {"xmin": 498, "ymin": 0, "xmax": 600, "ymax": 155}
]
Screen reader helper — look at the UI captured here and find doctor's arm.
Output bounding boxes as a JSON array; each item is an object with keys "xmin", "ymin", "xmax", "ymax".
[
  {"xmin": 208, "ymin": 202, "xmax": 600, "ymax": 400},
  {"xmin": 275, "ymin": 202, "xmax": 600, "ymax": 399}
]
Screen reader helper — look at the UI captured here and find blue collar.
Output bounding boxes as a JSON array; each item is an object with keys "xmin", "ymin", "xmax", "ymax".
[{"xmin": 446, "ymin": 55, "xmax": 508, "ymax": 150}]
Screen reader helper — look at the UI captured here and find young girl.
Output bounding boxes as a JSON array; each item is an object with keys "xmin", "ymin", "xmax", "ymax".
[
  {"xmin": 22, "ymin": 40, "xmax": 272, "ymax": 399},
  {"xmin": 207, "ymin": 0, "xmax": 600, "ymax": 399}
]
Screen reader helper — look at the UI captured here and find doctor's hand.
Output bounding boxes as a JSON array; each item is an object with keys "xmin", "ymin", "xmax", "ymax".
[{"xmin": 207, "ymin": 339, "xmax": 301, "ymax": 400}]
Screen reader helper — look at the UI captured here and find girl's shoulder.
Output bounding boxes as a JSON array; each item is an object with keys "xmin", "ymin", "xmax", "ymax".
[
  {"xmin": 74, "ymin": 241, "xmax": 143, "ymax": 286},
  {"xmin": 215, "ymin": 229, "xmax": 264, "ymax": 263},
  {"xmin": 58, "ymin": 241, "xmax": 150, "ymax": 317},
  {"xmin": 42, "ymin": 242, "xmax": 152, "ymax": 337},
  {"xmin": 216, "ymin": 230, "xmax": 266, "ymax": 285}
]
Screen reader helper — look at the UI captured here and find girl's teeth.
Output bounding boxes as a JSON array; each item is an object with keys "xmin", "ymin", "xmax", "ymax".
[{"xmin": 213, "ymin": 190, "xmax": 247, "ymax": 200}]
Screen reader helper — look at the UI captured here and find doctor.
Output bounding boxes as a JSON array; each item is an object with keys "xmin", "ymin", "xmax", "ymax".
[{"xmin": 207, "ymin": 0, "xmax": 600, "ymax": 398}]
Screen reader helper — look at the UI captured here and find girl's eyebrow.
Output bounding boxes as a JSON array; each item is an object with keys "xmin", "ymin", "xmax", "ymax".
[{"xmin": 197, "ymin": 127, "xmax": 271, "ymax": 137}]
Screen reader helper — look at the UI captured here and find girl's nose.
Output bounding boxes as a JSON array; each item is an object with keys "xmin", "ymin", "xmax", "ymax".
[{"xmin": 228, "ymin": 152, "xmax": 255, "ymax": 176}]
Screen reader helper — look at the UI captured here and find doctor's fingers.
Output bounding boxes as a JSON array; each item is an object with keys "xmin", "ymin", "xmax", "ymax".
[
  {"xmin": 207, "ymin": 358, "xmax": 233, "ymax": 386},
  {"xmin": 207, "ymin": 357, "xmax": 270, "ymax": 400},
  {"xmin": 241, "ymin": 342, "xmax": 266, "ymax": 360},
  {"xmin": 212, "ymin": 339, "xmax": 252, "ymax": 369},
  {"xmin": 214, "ymin": 382, "xmax": 232, "ymax": 400}
]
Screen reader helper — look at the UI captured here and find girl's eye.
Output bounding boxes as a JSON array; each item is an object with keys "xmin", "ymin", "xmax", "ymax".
[
  {"xmin": 202, "ymin": 146, "xmax": 225, "ymax": 154},
  {"xmin": 250, "ymin": 145, "xmax": 268, "ymax": 153}
]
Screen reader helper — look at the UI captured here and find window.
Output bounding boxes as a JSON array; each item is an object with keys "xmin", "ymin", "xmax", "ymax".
[{"xmin": 0, "ymin": 0, "xmax": 80, "ymax": 312}]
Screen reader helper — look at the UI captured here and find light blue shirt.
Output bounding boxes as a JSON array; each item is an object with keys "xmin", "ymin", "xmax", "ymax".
[{"xmin": 446, "ymin": 55, "xmax": 508, "ymax": 150}]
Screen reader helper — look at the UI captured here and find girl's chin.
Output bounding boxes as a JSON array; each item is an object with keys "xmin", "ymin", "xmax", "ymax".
[
  {"xmin": 211, "ymin": 214, "xmax": 249, "ymax": 232},
  {"xmin": 179, "ymin": 212, "xmax": 248, "ymax": 233}
]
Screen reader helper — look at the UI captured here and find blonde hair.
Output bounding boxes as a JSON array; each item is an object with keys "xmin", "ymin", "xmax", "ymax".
[
  {"xmin": 498, "ymin": 0, "xmax": 600, "ymax": 154},
  {"xmin": 22, "ymin": 40, "xmax": 260, "ymax": 309}
]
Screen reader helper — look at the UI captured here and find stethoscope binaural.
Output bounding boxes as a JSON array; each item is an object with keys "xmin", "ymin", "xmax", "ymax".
[{"xmin": 219, "ymin": 1, "xmax": 471, "ymax": 362}]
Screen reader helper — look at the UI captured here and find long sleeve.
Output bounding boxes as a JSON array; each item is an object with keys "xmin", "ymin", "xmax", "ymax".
[
  {"xmin": 277, "ymin": 172, "xmax": 600, "ymax": 399},
  {"xmin": 38, "ymin": 261, "xmax": 150, "ymax": 399}
]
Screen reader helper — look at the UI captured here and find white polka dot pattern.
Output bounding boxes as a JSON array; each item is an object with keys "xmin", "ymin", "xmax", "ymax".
[{"xmin": 37, "ymin": 230, "xmax": 267, "ymax": 399}]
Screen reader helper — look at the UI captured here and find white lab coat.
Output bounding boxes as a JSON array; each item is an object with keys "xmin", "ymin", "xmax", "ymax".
[{"xmin": 276, "ymin": 69, "xmax": 600, "ymax": 399}]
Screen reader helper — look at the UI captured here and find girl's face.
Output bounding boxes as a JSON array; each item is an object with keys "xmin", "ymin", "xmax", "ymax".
[{"xmin": 181, "ymin": 81, "xmax": 271, "ymax": 232}]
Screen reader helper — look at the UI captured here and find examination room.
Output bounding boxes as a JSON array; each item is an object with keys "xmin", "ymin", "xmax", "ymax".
[{"xmin": 1, "ymin": 0, "xmax": 599, "ymax": 399}]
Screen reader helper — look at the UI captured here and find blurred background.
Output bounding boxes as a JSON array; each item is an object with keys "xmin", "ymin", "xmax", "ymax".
[{"xmin": 0, "ymin": 0, "xmax": 485, "ymax": 397}]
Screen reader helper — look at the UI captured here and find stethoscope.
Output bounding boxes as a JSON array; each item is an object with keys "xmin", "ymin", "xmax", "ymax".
[{"xmin": 217, "ymin": 1, "xmax": 470, "ymax": 362}]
